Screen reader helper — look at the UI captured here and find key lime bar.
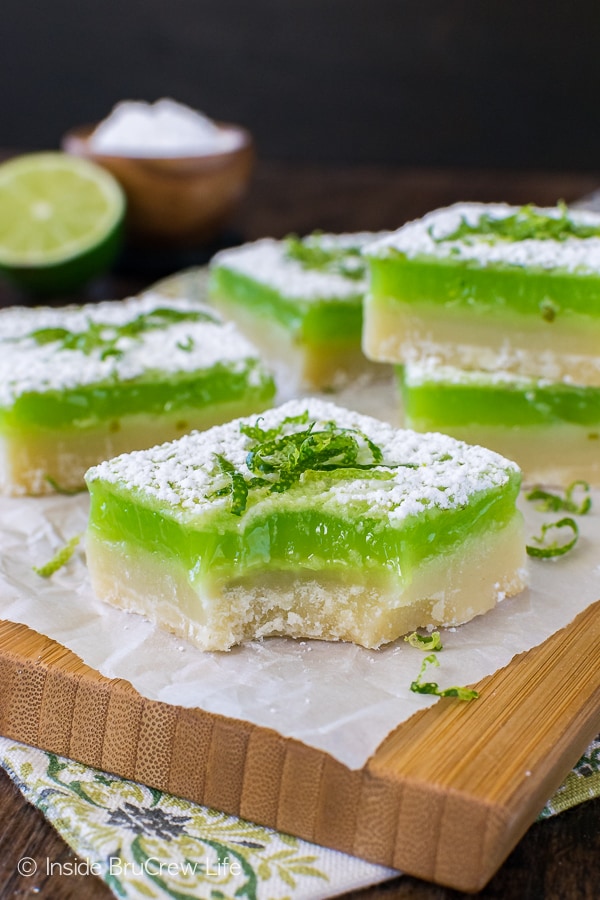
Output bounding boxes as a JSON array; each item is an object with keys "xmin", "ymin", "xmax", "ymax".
[
  {"xmin": 85, "ymin": 398, "xmax": 526, "ymax": 651},
  {"xmin": 364, "ymin": 202, "xmax": 600, "ymax": 385},
  {"xmin": 398, "ymin": 363, "xmax": 600, "ymax": 486},
  {"xmin": 0, "ymin": 294, "xmax": 275, "ymax": 496},
  {"xmin": 209, "ymin": 232, "xmax": 386, "ymax": 390}
]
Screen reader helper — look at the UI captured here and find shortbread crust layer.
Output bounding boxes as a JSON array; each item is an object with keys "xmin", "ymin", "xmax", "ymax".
[
  {"xmin": 364, "ymin": 298, "xmax": 600, "ymax": 384},
  {"xmin": 1, "ymin": 399, "xmax": 271, "ymax": 496},
  {"xmin": 86, "ymin": 513, "xmax": 526, "ymax": 651}
]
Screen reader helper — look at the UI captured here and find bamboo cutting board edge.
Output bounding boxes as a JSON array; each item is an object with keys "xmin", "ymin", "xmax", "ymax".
[{"xmin": 0, "ymin": 600, "xmax": 599, "ymax": 892}]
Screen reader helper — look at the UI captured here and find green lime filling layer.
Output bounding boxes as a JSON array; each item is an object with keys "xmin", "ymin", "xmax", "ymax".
[
  {"xmin": 209, "ymin": 266, "xmax": 363, "ymax": 342},
  {"xmin": 398, "ymin": 368, "xmax": 600, "ymax": 428},
  {"xmin": 86, "ymin": 473, "xmax": 521, "ymax": 588},
  {"xmin": 369, "ymin": 256, "xmax": 600, "ymax": 322},
  {"xmin": 0, "ymin": 361, "xmax": 275, "ymax": 434}
]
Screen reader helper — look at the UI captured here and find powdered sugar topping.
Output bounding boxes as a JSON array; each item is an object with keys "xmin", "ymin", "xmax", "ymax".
[
  {"xmin": 366, "ymin": 202, "xmax": 600, "ymax": 274},
  {"xmin": 211, "ymin": 234, "xmax": 382, "ymax": 301},
  {"xmin": 87, "ymin": 398, "xmax": 520, "ymax": 525},
  {"xmin": 0, "ymin": 292, "xmax": 268, "ymax": 407},
  {"xmin": 402, "ymin": 359, "xmax": 562, "ymax": 389}
]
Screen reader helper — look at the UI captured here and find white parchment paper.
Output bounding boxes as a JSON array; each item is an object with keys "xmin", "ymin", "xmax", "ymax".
[{"xmin": 0, "ymin": 377, "xmax": 599, "ymax": 770}]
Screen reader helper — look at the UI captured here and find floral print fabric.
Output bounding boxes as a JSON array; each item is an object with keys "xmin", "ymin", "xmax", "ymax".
[
  {"xmin": 1, "ymin": 733, "xmax": 599, "ymax": 898},
  {"xmin": 0, "ymin": 737, "xmax": 396, "ymax": 899}
]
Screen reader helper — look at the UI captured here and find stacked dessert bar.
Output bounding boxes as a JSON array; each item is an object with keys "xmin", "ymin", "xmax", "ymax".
[{"xmin": 363, "ymin": 202, "xmax": 600, "ymax": 485}]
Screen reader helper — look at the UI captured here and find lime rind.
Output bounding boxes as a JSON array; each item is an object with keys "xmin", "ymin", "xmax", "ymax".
[
  {"xmin": 0, "ymin": 152, "xmax": 125, "ymax": 284},
  {"xmin": 0, "ymin": 224, "xmax": 124, "ymax": 294}
]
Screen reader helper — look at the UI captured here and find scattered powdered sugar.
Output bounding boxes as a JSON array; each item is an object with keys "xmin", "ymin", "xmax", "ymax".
[
  {"xmin": 88, "ymin": 98, "xmax": 243, "ymax": 157},
  {"xmin": 211, "ymin": 234, "xmax": 381, "ymax": 301},
  {"xmin": 87, "ymin": 398, "xmax": 519, "ymax": 524},
  {"xmin": 402, "ymin": 359, "xmax": 575, "ymax": 390},
  {"xmin": 0, "ymin": 292, "xmax": 268, "ymax": 407},
  {"xmin": 365, "ymin": 202, "xmax": 600, "ymax": 274}
]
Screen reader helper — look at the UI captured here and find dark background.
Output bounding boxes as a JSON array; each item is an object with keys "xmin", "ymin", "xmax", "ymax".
[{"xmin": 3, "ymin": 0, "xmax": 599, "ymax": 169}]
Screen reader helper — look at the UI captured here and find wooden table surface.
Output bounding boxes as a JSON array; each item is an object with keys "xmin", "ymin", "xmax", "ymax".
[{"xmin": 1, "ymin": 160, "xmax": 600, "ymax": 899}]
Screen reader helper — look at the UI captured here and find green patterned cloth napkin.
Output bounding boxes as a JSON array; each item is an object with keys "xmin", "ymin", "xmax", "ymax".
[
  {"xmin": 0, "ymin": 737, "xmax": 395, "ymax": 899},
  {"xmin": 1, "ymin": 733, "xmax": 599, "ymax": 899}
]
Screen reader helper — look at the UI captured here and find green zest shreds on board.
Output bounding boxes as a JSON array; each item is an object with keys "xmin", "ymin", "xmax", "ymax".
[
  {"xmin": 525, "ymin": 481, "xmax": 592, "ymax": 515},
  {"xmin": 404, "ymin": 632, "xmax": 476, "ymax": 701},
  {"xmin": 84, "ymin": 399, "xmax": 526, "ymax": 651},
  {"xmin": 524, "ymin": 483, "xmax": 590, "ymax": 560},
  {"xmin": 404, "ymin": 630, "xmax": 443, "ymax": 651},
  {"xmin": 34, "ymin": 534, "xmax": 82, "ymax": 578},
  {"xmin": 526, "ymin": 518, "xmax": 580, "ymax": 559},
  {"xmin": 409, "ymin": 654, "xmax": 479, "ymax": 702},
  {"xmin": 0, "ymin": 152, "xmax": 125, "ymax": 294}
]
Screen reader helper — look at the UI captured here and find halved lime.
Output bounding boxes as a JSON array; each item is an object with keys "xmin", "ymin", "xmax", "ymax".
[{"xmin": 0, "ymin": 152, "xmax": 125, "ymax": 294}]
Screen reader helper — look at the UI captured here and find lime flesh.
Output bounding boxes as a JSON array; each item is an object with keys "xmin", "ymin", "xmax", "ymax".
[{"xmin": 0, "ymin": 152, "xmax": 125, "ymax": 294}]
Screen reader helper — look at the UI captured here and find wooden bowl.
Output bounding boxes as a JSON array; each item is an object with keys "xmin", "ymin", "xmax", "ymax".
[{"xmin": 62, "ymin": 122, "xmax": 254, "ymax": 246}]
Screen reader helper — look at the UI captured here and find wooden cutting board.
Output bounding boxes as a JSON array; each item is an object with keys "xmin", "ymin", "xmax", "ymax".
[{"xmin": 1, "ymin": 601, "xmax": 600, "ymax": 892}]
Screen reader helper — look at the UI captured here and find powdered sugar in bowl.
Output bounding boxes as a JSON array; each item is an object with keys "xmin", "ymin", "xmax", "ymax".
[{"xmin": 62, "ymin": 99, "xmax": 254, "ymax": 245}]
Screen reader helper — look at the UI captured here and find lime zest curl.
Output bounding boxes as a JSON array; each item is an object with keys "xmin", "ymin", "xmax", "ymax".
[
  {"xmin": 410, "ymin": 654, "xmax": 479, "ymax": 702},
  {"xmin": 33, "ymin": 534, "xmax": 82, "ymax": 578},
  {"xmin": 404, "ymin": 631, "xmax": 443, "ymax": 651},
  {"xmin": 213, "ymin": 411, "xmax": 417, "ymax": 516},
  {"xmin": 526, "ymin": 517, "xmax": 579, "ymax": 559},
  {"xmin": 44, "ymin": 475, "xmax": 83, "ymax": 496},
  {"xmin": 526, "ymin": 480, "xmax": 592, "ymax": 516}
]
